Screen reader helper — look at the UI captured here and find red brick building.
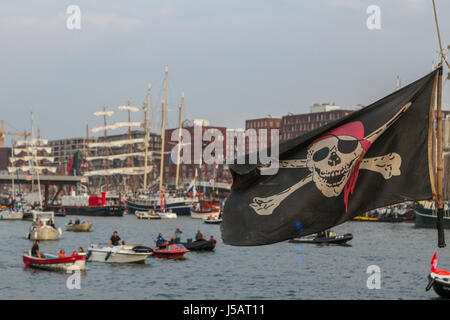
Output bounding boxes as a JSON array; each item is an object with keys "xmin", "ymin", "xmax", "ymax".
[
  {"xmin": 244, "ymin": 117, "xmax": 281, "ymax": 153},
  {"xmin": 280, "ymin": 110, "xmax": 354, "ymax": 141},
  {"xmin": 0, "ymin": 148, "xmax": 11, "ymax": 171},
  {"xmin": 162, "ymin": 122, "xmax": 229, "ymax": 186}
]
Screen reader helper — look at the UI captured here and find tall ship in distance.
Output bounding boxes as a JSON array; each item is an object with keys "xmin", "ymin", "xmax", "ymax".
[
  {"xmin": 46, "ymin": 96, "xmax": 153, "ymax": 216},
  {"xmin": 124, "ymin": 66, "xmax": 196, "ymax": 216}
]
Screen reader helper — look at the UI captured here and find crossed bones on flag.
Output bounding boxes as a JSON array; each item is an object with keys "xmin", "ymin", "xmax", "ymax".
[{"xmin": 250, "ymin": 102, "xmax": 412, "ymax": 216}]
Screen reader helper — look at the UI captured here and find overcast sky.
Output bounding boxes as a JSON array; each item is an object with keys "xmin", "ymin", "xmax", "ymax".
[{"xmin": 1, "ymin": 0, "xmax": 449, "ymax": 145}]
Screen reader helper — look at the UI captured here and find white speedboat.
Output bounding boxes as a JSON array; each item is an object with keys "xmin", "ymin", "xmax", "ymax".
[
  {"xmin": 87, "ymin": 244, "xmax": 152, "ymax": 263},
  {"xmin": 26, "ymin": 211, "xmax": 62, "ymax": 241},
  {"xmin": 0, "ymin": 208, "xmax": 24, "ymax": 220},
  {"xmin": 157, "ymin": 211, "xmax": 177, "ymax": 219}
]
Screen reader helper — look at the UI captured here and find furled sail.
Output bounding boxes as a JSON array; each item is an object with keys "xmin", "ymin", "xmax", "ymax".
[
  {"xmin": 118, "ymin": 106, "xmax": 140, "ymax": 112},
  {"xmin": 14, "ymin": 147, "xmax": 52, "ymax": 155},
  {"xmin": 88, "ymin": 138, "xmax": 144, "ymax": 148},
  {"xmin": 8, "ymin": 166, "xmax": 57, "ymax": 174},
  {"xmin": 85, "ymin": 152, "xmax": 148, "ymax": 162},
  {"xmin": 10, "ymin": 156, "xmax": 55, "ymax": 163},
  {"xmin": 94, "ymin": 111, "xmax": 115, "ymax": 117},
  {"xmin": 91, "ymin": 122, "xmax": 143, "ymax": 133},
  {"xmin": 83, "ymin": 166, "xmax": 153, "ymax": 177},
  {"xmin": 16, "ymin": 138, "xmax": 49, "ymax": 146}
]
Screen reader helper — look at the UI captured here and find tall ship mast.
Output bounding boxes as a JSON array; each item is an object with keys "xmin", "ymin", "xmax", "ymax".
[
  {"xmin": 84, "ymin": 103, "xmax": 152, "ymax": 193},
  {"xmin": 124, "ymin": 66, "xmax": 196, "ymax": 216},
  {"xmin": 8, "ymin": 113, "xmax": 56, "ymax": 207}
]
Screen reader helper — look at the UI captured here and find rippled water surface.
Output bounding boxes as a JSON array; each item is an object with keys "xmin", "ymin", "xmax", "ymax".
[{"xmin": 0, "ymin": 214, "xmax": 448, "ymax": 299}]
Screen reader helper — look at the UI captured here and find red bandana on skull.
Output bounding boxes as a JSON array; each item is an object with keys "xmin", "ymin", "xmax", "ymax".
[{"xmin": 307, "ymin": 121, "xmax": 372, "ymax": 211}]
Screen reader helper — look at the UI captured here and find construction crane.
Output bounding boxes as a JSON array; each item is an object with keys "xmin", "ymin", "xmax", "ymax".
[{"xmin": 0, "ymin": 120, "xmax": 30, "ymax": 147}]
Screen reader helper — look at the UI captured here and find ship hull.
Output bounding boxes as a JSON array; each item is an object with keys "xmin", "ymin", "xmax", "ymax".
[
  {"xmin": 125, "ymin": 200, "xmax": 191, "ymax": 216},
  {"xmin": 46, "ymin": 205, "xmax": 124, "ymax": 217},
  {"xmin": 414, "ymin": 205, "xmax": 450, "ymax": 228}
]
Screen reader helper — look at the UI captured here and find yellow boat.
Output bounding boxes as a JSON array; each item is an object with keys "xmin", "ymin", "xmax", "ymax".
[{"xmin": 352, "ymin": 216, "xmax": 379, "ymax": 221}]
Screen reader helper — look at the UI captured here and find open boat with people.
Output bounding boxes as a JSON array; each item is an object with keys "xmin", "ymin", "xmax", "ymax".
[
  {"xmin": 152, "ymin": 243, "xmax": 189, "ymax": 259},
  {"xmin": 203, "ymin": 211, "xmax": 223, "ymax": 224},
  {"xmin": 26, "ymin": 211, "xmax": 62, "ymax": 241},
  {"xmin": 135, "ymin": 210, "xmax": 161, "ymax": 220},
  {"xmin": 0, "ymin": 208, "xmax": 23, "ymax": 220},
  {"xmin": 190, "ymin": 199, "xmax": 221, "ymax": 219},
  {"xmin": 87, "ymin": 244, "xmax": 152, "ymax": 263},
  {"xmin": 181, "ymin": 239, "xmax": 216, "ymax": 251},
  {"xmin": 289, "ymin": 233, "xmax": 353, "ymax": 245},
  {"xmin": 23, "ymin": 252, "xmax": 87, "ymax": 272},
  {"xmin": 66, "ymin": 221, "xmax": 92, "ymax": 232},
  {"xmin": 426, "ymin": 252, "xmax": 450, "ymax": 298}
]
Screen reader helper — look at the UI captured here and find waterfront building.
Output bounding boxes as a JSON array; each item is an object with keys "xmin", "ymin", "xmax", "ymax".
[{"xmin": 280, "ymin": 105, "xmax": 354, "ymax": 141}]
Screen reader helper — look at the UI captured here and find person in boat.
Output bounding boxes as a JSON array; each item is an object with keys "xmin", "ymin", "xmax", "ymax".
[
  {"xmin": 75, "ymin": 217, "xmax": 80, "ymax": 225},
  {"xmin": 209, "ymin": 235, "xmax": 216, "ymax": 243},
  {"xmin": 31, "ymin": 240, "xmax": 45, "ymax": 258},
  {"xmin": 169, "ymin": 236, "xmax": 176, "ymax": 245},
  {"xmin": 71, "ymin": 250, "xmax": 78, "ymax": 257},
  {"xmin": 68, "ymin": 219, "xmax": 73, "ymax": 225},
  {"xmin": 110, "ymin": 231, "xmax": 121, "ymax": 247},
  {"xmin": 78, "ymin": 247, "xmax": 84, "ymax": 253},
  {"xmin": 48, "ymin": 218, "xmax": 56, "ymax": 229},
  {"xmin": 155, "ymin": 233, "xmax": 167, "ymax": 248},
  {"xmin": 195, "ymin": 230, "xmax": 204, "ymax": 241},
  {"xmin": 58, "ymin": 249, "xmax": 66, "ymax": 258},
  {"xmin": 32, "ymin": 216, "xmax": 43, "ymax": 229},
  {"xmin": 174, "ymin": 228, "xmax": 182, "ymax": 243}
]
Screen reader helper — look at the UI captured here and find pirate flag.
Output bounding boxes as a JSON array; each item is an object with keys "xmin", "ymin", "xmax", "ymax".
[{"xmin": 221, "ymin": 68, "xmax": 439, "ymax": 246}]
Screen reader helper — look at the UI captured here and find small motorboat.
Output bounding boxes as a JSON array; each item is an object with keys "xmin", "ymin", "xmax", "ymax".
[
  {"xmin": 87, "ymin": 244, "xmax": 152, "ymax": 263},
  {"xmin": 0, "ymin": 208, "xmax": 24, "ymax": 220},
  {"xmin": 152, "ymin": 243, "xmax": 189, "ymax": 258},
  {"xmin": 181, "ymin": 239, "xmax": 216, "ymax": 251},
  {"xmin": 26, "ymin": 211, "xmax": 62, "ymax": 241},
  {"xmin": 157, "ymin": 211, "xmax": 177, "ymax": 219},
  {"xmin": 23, "ymin": 252, "xmax": 87, "ymax": 272},
  {"xmin": 426, "ymin": 252, "xmax": 450, "ymax": 298},
  {"xmin": 289, "ymin": 233, "xmax": 353, "ymax": 245},
  {"xmin": 66, "ymin": 221, "xmax": 92, "ymax": 232},
  {"xmin": 203, "ymin": 214, "xmax": 222, "ymax": 224},
  {"xmin": 135, "ymin": 210, "xmax": 161, "ymax": 220}
]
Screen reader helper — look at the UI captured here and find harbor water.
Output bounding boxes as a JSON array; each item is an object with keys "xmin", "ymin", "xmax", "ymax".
[{"xmin": 0, "ymin": 215, "xmax": 449, "ymax": 300}]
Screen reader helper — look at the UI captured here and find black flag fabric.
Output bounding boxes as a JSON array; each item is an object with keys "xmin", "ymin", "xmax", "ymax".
[{"xmin": 221, "ymin": 69, "xmax": 439, "ymax": 246}]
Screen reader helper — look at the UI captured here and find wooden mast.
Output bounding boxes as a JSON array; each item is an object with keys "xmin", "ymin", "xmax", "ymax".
[
  {"xmin": 102, "ymin": 106, "xmax": 109, "ymax": 192},
  {"xmin": 432, "ymin": 0, "xmax": 446, "ymax": 248},
  {"xmin": 143, "ymin": 84, "xmax": 151, "ymax": 190},
  {"xmin": 127, "ymin": 100, "xmax": 134, "ymax": 192},
  {"xmin": 85, "ymin": 122, "xmax": 91, "ymax": 193},
  {"xmin": 159, "ymin": 66, "xmax": 168, "ymax": 192},
  {"xmin": 175, "ymin": 92, "xmax": 184, "ymax": 190},
  {"xmin": 436, "ymin": 64, "xmax": 445, "ymax": 247}
]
